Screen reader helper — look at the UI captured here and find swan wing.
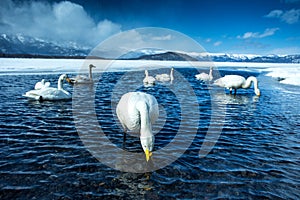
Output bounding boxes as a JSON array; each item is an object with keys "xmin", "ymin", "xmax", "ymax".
[
  {"xmin": 40, "ymin": 88, "xmax": 71, "ymax": 100},
  {"xmin": 44, "ymin": 82, "xmax": 50, "ymax": 87},
  {"xmin": 24, "ymin": 87, "xmax": 71, "ymax": 101},
  {"xmin": 23, "ymin": 89, "xmax": 43, "ymax": 100},
  {"xmin": 156, "ymin": 74, "xmax": 170, "ymax": 81},
  {"xmin": 34, "ymin": 82, "xmax": 43, "ymax": 90},
  {"xmin": 116, "ymin": 92, "xmax": 141, "ymax": 131},
  {"xmin": 144, "ymin": 76, "xmax": 156, "ymax": 85},
  {"xmin": 34, "ymin": 80, "xmax": 51, "ymax": 90},
  {"xmin": 196, "ymin": 73, "xmax": 209, "ymax": 81},
  {"xmin": 223, "ymin": 75, "xmax": 245, "ymax": 88},
  {"xmin": 214, "ymin": 75, "xmax": 245, "ymax": 89}
]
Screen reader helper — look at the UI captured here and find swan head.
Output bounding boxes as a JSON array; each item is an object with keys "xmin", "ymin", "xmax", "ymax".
[
  {"xmin": 60, "ymin": 74, "xmax": 71, "ymax": 83},
  {"xmin": 140, "ymin": 135, "xmax": 154, "ymax": 162},
  {"xmin": 255, "ymin": 88, "xmax": 261, "ymax": 96},
  {"xmin": 89, "ymin": 64, "xmax": 96, "ymax": 69}
]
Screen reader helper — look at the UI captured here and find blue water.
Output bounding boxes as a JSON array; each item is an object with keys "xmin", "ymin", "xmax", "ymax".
[{"xmin": 0, "ymin": 67, "xmax": 299, "ymax": 199}]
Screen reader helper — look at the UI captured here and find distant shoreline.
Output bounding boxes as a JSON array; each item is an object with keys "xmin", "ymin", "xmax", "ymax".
[
  {"xmin": 0, "ymin": 53, "xmax": 108, "ymax": 60},
  {"xmin": 1, "ymin": 53, "xmax": 300, "ymax": 64}
]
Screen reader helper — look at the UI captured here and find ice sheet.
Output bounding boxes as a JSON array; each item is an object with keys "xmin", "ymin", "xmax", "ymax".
[{"xmin": 0, "ymin": 58, "xmax": 299, "ymax": 86}]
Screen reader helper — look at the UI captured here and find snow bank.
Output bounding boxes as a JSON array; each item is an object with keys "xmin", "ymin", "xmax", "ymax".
[
  {"xmin": 262, "ymin": 67, "xmax": 300, "ymax": 86},
  {"xmin": 0, "ymin": 58, "xmax": 299, "ymax": 86}
]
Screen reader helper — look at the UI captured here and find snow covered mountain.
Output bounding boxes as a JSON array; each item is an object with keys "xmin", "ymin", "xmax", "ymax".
[
  {"xmin": 0, "ymin": 33, "xmax": 90, "ymax": 57},
  {"xmin": 126, "ymin": 49, "xmax": 300, "ymax": 63},
  {"xmin": 1, "ymin": 34, "xmax": 299, "ymax": 63}
]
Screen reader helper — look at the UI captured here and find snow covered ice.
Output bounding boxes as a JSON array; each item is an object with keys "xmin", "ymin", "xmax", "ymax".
[{"xmin": 0, "ymin": 58, "xmax": 299, "ymax": 86}]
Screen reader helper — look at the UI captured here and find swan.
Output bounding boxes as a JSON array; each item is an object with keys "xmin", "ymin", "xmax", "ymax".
[
  {"xmin": 23, "ymin": 74, "xmax": 72, "ymax": 101},
  {"xmin": 195, "ymin": 66, "xmax": 213, "ymax": 82},
  {"xmin": 213, "ymin": 75, "xmax": 261, "ymax": 96},
  {"xmin": 116, "ymin": 92, "xmax": 159, "ymax": 162},
  {"xmin": 68, "ymin": 64, "xmax": 96, "ymax": 84},
  {"xmin": 155, "ymin": 67, "xmax": 174, "ymax": 82},
  {"xmin": 143, "ymin": 70, "xmax": 156, "ymax": 85},
  {"xmin": 34, "ymin": 79, "xmax": 50, "ymax": 90}
]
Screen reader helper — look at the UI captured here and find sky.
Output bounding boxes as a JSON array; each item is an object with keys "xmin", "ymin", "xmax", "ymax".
[{"xmin": 1, "ymin": 0, "xmax": 300, "ymax": 55}]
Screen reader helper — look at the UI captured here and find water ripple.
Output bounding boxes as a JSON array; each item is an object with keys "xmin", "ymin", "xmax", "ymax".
[{"xmin": 0, "ymin": 70, "xmax": 299, "ymax": 199}]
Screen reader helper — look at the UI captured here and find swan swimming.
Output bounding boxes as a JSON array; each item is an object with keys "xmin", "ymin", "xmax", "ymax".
[
  {"xmin": 23, "ymin": 74, "xmax": 72, "ymax": 101},
  {"xmin": 155, "ymin": 67, "xmax": 174, "ymax": 82},
  {"xmin": 68, "ymin": 64, "xmax": 96, "ymax": 84},
  {"xmin": 213, "ymin": 75, "xmax": 261, "ymax": 96},
  {"xmin": 116, "ymin": 92, "xmax": 159, "ymax": 162},
  {"xmin": 195, "ymin": 66, "xmax": 213, "ymax": 82},
  {"xmin": 143, "ymin": 70, "xmax": 156, "ymax": 86},
  {"xmin": 34, "ymin": 79, "xmax": 50, "ymax": 90}
]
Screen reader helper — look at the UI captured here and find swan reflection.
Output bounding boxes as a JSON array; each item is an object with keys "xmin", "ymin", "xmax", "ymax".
[{"xmin": 212, "ymin": 93, "xmax": 259, "ymax": 105}]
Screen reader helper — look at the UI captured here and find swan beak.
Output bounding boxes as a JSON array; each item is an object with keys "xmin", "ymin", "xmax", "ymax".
[
  {"xmin": 256, "ymin": 90, "xmax": 261, "ymax": 96},
  {"xmin": 145, "ymin": 148, "xmax": 152, "ymax": 162},
  {"xmin": 66, "ymin": 77, "xmax": 72, "ymax": 83}
]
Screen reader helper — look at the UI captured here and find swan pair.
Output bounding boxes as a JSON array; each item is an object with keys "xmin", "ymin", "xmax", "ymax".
[
  {"xmin": 155, "ymin": 68, "xmax": 174, "ymax": 82},
  {"xmin": 68, "ymin": 64, "xmax": 96, "ymax": 84},
  {"xmin": 143, "ymin": 68, "xmax": 174, "ymax": 86},
  {"xmin": 195, "ymin": 67, "xmax": 260, "ymax": 96},
  {"xmin": 23, "ymin": 74, "xmax": 72, "ymax": 101}
]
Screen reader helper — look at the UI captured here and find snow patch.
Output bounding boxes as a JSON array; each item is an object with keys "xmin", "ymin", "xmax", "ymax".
[{"xmin": 263, "ymin": 67, "xmax": 300, "ymax": 86}]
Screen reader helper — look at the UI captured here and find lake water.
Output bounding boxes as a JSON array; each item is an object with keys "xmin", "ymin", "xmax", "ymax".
[{"xmin": 0, "ymin": 66, "xmax": 299, "ymax": 199}]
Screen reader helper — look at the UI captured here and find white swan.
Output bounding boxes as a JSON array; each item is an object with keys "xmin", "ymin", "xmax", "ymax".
[
  {"xmin": 143, "ymin": 70, "xmax": 156, "ymax": 85},
  {"xmin": 34, "ymin": 79, "xmax": 50, "ymax": 90},
  {"xmin": 116, "ymin": 92, "xmax": 159, "ymax": 162},
  {"xmin": 68, "ymin": 64, "xmax": 96, "ymax": 84},
  {"xmin": 195, "ymin": 66, "xmax": 213, "ymax": 82},
  {"xmin": 23, "ymin": 74, "xmax": 72, "ymax": 101},
  {"xmin": 214, "ymin": 75, "xmax": 261, "ymax": 96},
  {"xmin": 155, "ymin": 67, "xmax": 174, "ymax": 82}
]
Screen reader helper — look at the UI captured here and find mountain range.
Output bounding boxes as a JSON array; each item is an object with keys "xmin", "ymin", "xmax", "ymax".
[
  {"xmin": 0, "ymin": 33, "xmax": 89, "ymax": 57},
  {"xmin": 1, "ymin": 33, "xmax": 300, "ymax": 63}
]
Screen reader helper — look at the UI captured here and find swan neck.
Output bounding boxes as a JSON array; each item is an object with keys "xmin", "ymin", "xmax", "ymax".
[
  {"xmin": 137, "ymin": 102, "xmax": 152, "ymax": 137},
  {"xmin": 243, "ymin": 76, "xmax": 258, "ymax": 89},
  {"xmin": 209, "ymin": 67, "xmax": 213, "ymax": 77},
  {"xmin": 145, "ymin": 70, "xmax": 149, "ymax": 78},
  {"xmin": 170, "ymin": 68, "xmax": 174, "ymax": 81},
  {"xmin": 89, "ymin": 66, "xmax": 93, "ymax": 80},
  {"xmin": 58, "ymin": 76, "xmax": 64, "ymax": 90}
]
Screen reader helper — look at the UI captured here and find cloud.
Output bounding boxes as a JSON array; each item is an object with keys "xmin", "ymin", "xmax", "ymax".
[
  {"xmin": 0, "ymin": 0, "xmax": 121, "ymax": 47},
  {"xmin": 152, "ymin": 34, "xmax": 172, "ymax": 41},
  {"xmin": 265, "ymin": 10, "xmax": 283, "ymax": 18},
  {"xmin": 213, "ymin": 41, "xmax": 222, "ymax": 46},
  {"xmin": 238, "ymin": 28, "xmax": 279, "ymax": 39},
  {"xmin": 265, "ymin": 9, "xmax": 300, "ymax": 24}
]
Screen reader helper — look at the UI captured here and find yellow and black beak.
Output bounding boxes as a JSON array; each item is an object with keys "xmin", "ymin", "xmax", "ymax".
[
  {"xmin": 145, "ymin": 148, "xmax": 152, "ymax": 162},
  {"xmin": 66, "ymin": 77, "xmax": 73, "ymax": 84}
]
